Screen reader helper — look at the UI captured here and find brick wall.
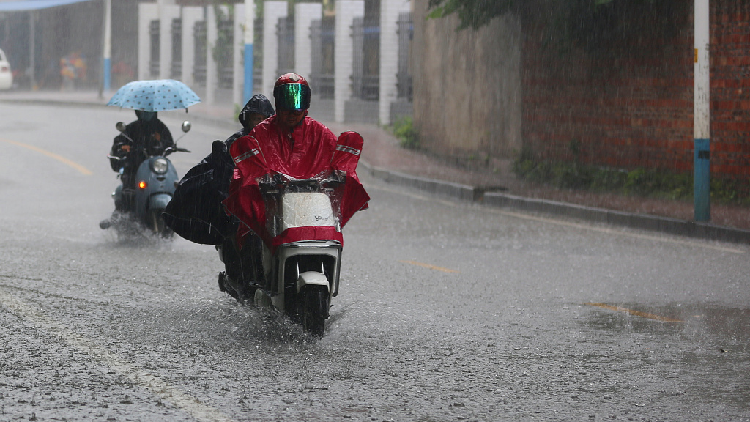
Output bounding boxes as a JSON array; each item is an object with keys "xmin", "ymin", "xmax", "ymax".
[
  {"xmin": 522, "ymin": 0, "xmax": 750, "ymax": 185},
  {"xmin": 712, "ymin": 1, "xmax": 750, "ymax": 179}
]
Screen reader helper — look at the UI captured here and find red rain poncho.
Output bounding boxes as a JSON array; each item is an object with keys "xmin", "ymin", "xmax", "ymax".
[{"xmin": 222, "ymin": 115, "xmax": 369, "ymax": 248}]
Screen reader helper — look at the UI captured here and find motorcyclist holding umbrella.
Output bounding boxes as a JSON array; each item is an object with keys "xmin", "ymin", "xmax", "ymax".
[
  {"xmin": 108, "ymin": 110, "xmax": 175, "ymax": 197},
  {"xmin": 100, "ymin": 79, "xmax": 200, "ymax": 232}
]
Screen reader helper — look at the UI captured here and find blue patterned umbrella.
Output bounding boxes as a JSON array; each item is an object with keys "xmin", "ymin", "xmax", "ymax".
[{"xmin": 107, "ymin": 79, "xmax": 201, "ymax": 111}]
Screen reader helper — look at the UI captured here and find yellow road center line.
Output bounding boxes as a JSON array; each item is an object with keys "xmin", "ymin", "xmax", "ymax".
[
  {"xmin": 400, "ymin": 260, "xmax": 458, "ymax": 273},
  {"xmin": 585, "ymin": 302, "xmax": 684, "ymax": 323},
  {"xmin": 0, "ymin": 138, "xmax": 93, "ymax": 175}
]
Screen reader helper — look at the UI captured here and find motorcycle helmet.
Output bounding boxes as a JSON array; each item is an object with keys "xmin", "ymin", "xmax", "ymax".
[
  {"xmin": 238, "ymin": 94, "xmax": 275, "ymax": 128},
  {"xmin": 273, "ymin": 73, "xmax": 311, "ymax": 111}
]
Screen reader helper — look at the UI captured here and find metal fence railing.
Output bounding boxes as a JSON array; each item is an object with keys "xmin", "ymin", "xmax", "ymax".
[
  {"xmin": 144, "ymin": 11, "xmax": 413, "ymax": 106},
  {"xmin": 193, "ymin": 20, "xmax": 207, "ymax": 86},
  {"xmin": 277, "ymin": 16, "xmax": 295, "ymax": 77},
  {"xmin": 254, "ymin": 17, "xmax": 263, "ymax": 94},
  {"xmin": 396, "ymin": 12, "xmax": 413, "ymax": 101},
  {"xmin": 351, "ymin": 17, "xmax": 379, "ymax": 101},
  {"xmin": 310, "ymin": 16, "xmax": 335, "ymax": 98},
  {"xmin": 149, "ymin": 20, "xmax": 160, "ymax": 78},
  {"xmin": 218, "ymin": 18, "xmax": 234, "ymax": 89},
  {"xmin": 170, "ymin": 18, "xmax": 182, "ymax": 79}
]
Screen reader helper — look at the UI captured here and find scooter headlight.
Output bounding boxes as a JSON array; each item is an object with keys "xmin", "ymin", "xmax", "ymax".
[{"xmin": 151, "ymin": 158, "xmax": 169, "ymax": 174}]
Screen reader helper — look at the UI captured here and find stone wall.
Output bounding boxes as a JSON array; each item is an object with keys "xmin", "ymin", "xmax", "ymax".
[{"xmin": 411, "ymin": 0, "xmax": 522, "ymax": 168}]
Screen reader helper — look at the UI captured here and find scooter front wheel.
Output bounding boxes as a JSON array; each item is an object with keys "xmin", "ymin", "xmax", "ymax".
[
  {"xmin": 147, "ymin": 209, "xmax": 172, "ymax": 237},
  {"xmin": 297, "ymin": 285, "xmax": 329, "ymax": 337}
]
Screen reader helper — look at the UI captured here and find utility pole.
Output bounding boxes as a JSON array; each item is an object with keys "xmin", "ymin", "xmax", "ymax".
[
  {"xmin": 244, "ymin": 0, "xmax": 254, "ymax": 104},
  {"xmin": 103, "ymin": 0, "xmax": 111, "ymax": 94},
  {"xmin": 694, "ymin": 0, "xmax": 710, "ymax": 221},
  {"xmin": 29, "ymin": 10, "xmax": 35, "ymax": 89}
]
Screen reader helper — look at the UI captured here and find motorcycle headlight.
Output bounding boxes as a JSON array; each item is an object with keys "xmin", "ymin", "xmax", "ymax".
[{"xmin": 151, "ymin": 158, "xmax": 169, "ymax": 174}]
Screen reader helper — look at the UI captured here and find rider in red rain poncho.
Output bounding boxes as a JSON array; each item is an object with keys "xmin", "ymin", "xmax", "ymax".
[{"xmin": 223, "ymin": 73, "xmax": 369, "ymax": 249}]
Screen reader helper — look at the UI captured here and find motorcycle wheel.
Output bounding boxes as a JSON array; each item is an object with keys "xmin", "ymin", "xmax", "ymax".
[
  {"xmin": 297, "ymin": 286, "xmax": 329, "ymax": 337},
  {"xmin": 148, "ymin": 210, "xmax": 172, "ymax": 237}
]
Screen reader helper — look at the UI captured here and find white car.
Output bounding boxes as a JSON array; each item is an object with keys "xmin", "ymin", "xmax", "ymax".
[{"xmin": 0, "ymin": 48, "xmax": 12, "ymax": 90}]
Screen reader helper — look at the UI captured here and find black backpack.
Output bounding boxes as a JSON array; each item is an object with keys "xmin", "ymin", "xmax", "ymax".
[{"xmin": 163, "ymin": 140, "xmax": 237, "ymax": 245}]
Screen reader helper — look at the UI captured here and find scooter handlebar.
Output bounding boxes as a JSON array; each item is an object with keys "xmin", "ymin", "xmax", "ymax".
[
  {"xmin": 258, "ymin": 172, "xmax": 345, "ymax": 191},
  {"xmin": 163, "ymin": 146, "xmax": 190, "ymax": 156}
]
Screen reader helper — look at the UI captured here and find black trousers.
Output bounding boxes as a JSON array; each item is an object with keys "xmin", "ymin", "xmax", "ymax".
[{"xmin": 220, "ymin": 231, "xmax": 264, "ymax": 286}]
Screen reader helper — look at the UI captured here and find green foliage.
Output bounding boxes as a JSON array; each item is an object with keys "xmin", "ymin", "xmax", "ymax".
[
  {"xmin": 391, "ymin": 116, "xmax": 419, "ymax": 149},
  {"xmin": 590, "ymin": 167, "xmax": 627, "ymax": 192},
  {"xmin": 710, "ymin": 178, "xmax": 748, "ymax": 204},
  {"xmin": 427, "ymin": 0, "xmax": 686, "ymax": 56},
  {"xmin": 234, "ymin": 103, "xmax": 242, "ymax": 123},
  {"xmin": 554, "ymin": 163, "xmax": 593, "ymax": 189},
  {"xmin": 513, "ymin": 153, "xmax": 750, "ymax": 205},
  {"xmin": 428, "ymin": 0, "xmax": 659, "ymax": 29}
]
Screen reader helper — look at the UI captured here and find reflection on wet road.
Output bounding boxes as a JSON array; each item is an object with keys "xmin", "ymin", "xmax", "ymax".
[{"xmin": 586, "ymin": 303, "xmax": 684, "ymax": 322}]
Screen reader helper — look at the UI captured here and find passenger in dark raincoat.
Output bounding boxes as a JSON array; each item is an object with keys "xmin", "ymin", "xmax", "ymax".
[{"xmin": 162, "ymin": 95, "xmax": 275, "ymax": 245}]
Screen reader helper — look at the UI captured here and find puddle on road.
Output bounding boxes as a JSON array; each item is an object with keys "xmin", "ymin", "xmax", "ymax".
[{"xmin": 582, "ymin": 302, "xmax": 750, "ymax": 344}]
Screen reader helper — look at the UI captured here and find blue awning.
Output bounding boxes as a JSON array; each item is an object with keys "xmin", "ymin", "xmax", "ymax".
[{"xmin": 0, "ymin": 0, "xmax": 96, "ymax": 12}]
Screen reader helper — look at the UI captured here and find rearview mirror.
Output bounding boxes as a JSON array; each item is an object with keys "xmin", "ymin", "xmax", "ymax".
[
  {"xmin": 116, "ymin": 122, "xmax": 125, "ymax": 132},
  {"xmin": 181, "ymin": 121, "xmax": 191, "ymax": 133}
]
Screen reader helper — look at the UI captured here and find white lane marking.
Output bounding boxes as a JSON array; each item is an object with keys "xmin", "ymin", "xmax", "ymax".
[
  {"xmin": 367, "ymin": 183, "xmax": 746, "ymax": 255},
  {"xmin": 0, "ymin": 290, "xmax": 236, "ymax": 422},
  {"xmin": 0, "ymin": 138, "xmax": 93, "ymax": 175}
]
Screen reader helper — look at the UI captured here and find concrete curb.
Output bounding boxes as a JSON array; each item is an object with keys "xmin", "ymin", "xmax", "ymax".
[
  {"xmin": 360, "ymin": 161, "xmax": 750, "ymax": 246},
  {"xmin": 367, "ymin": 166, "xmax": 477, "ymax": 202},
  {"xmin": 483, "ymin": 192, "xmax": 750, "ymax": 245}
]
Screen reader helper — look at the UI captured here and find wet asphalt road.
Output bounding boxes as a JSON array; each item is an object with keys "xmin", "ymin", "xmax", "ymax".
[{"xmin": 0, "ymin": 103, "xmax": 749, "ymax": 421}]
